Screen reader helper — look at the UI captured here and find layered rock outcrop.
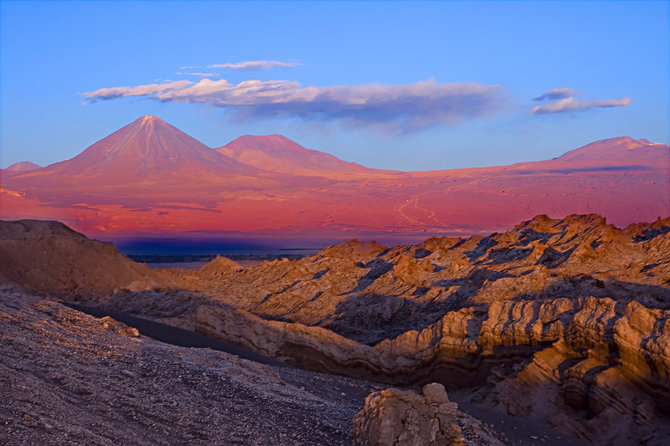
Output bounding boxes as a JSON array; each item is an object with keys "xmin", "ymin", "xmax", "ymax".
[
  {"xmin": 353, "ymin": 383, "xmax": 464, "ymax": 446},
  {"xmin": 185, "ymin": 214, "xmax": 670, "ymax": 445},
  {"xmin": 193, "ymin": 293, "xmax": 669, "ymax": 389}
]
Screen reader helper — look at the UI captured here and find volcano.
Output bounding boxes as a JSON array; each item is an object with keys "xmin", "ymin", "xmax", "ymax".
[{"xmin": 11, "ymin": 116, "xmax": 263, "ymax": 187}]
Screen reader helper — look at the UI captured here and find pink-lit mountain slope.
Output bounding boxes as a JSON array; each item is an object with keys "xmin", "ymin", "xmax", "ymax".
[
  {"xmin": 551, "ymin": 136, "xmax": 670, "ymax": 166},
  {"xmin": 1, "ymin": 116, "xmax": 667, "ymax": 236},
  {"xmin": 3, "ymin": 161, "xmax": 41, "ymax": 173},
  {"xmin": 9, "ymin": 116, "xmax": 266, "ymax": 187},
  {"xmin": 398, "ymin": 136, "xmax": 668, "ymax": 232},
  {"xmin": 217, "ymin": 134, "xmax": 396, "ymax": 179}
]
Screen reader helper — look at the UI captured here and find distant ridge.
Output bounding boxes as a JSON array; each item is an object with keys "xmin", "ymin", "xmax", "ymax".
[
  {"xmin": 217, "ymin": 134, "xmax": 395, "ymax": 178},
  {"xmin": 1, "ymin": 116, "xmax": 667, "ymax": 235},
  {"xmin": 553, "ymin": 136, "xmax": 670, "ymax": 166},
  {"xmin": 3, "ymin": 161, "xmax": 41, "ymax": 173}
]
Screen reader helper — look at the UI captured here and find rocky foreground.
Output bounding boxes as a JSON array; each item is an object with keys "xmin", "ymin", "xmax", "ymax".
[
  {"xmin": 0, "ymin": 285, "xmax": 382, "ymax": 445},
  {"xmin": 0, "ymin": 280, "xmax": 539, "ymax": 445},
  {"xmin": 1, "ymin": 214, "xmax": 669, "ymax": 445}
]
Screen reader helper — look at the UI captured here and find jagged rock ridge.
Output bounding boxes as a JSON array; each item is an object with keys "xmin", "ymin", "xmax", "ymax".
[{"xmin": 174, "ymin": 213, "xmax": 670, "ymax": 445}]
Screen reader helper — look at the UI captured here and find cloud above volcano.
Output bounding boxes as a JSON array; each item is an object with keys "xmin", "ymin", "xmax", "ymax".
[{"xmin": 82, "ymin": 78, "xmax": 505, "ymax": 130}]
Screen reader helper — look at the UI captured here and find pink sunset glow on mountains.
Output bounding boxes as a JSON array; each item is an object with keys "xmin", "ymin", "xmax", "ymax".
[
  {"xmin": 217, "ymin": 134, "xmax": 394, "ymax": 179},
  {"xmin": 2, "ymin": 161, "xmax": 41, "ymax": 173},
  {"xmin": 1, "ymin": 116, "xmax": 667, "ymax": 237},
  {"xmin": 10, "ymin": 116, "xmax": 263, "ymax": 185}
]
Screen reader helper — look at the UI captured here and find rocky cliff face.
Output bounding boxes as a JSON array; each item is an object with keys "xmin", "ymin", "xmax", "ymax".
[
  {"xmin": 190, "ymin": 294, "xmax": 669, "ymax": 444},
  {"xmin": 174, "ymin": 214, "xmax": 669, "ymax": 343},
  {"xmin": 179, "ymin": 214, "xmax": 670, "ymax": 445}
]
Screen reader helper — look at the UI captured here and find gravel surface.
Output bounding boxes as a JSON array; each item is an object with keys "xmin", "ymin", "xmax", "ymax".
[{"xmin": 0, "ymin": 285, "xmax": 382, "ymax": 445}]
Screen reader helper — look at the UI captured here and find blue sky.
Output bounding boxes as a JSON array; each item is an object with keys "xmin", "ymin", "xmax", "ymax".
[{"xmin": 1, "ymin": 0, "xmax": 668, "ymax": 170}]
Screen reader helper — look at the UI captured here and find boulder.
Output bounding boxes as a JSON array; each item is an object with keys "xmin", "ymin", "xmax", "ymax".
[{"xmin": 353, "ymin": 383, "xmax": 464, "ymax": 446}]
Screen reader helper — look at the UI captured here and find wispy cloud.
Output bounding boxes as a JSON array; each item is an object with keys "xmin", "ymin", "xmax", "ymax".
[
  {"xmin": 528, "ymin": 97, "xmax": 631, "ymax": 114},
  {"xmin": 528, "ymin": 88, "xmax": 631, "ymax": 114},
  {"xmin": 176, "ymin": 72, "xmax": 221, "ymax": 77},
  {"xmin": 207, "ymin": 60, "xmax": 301, "ymax": 71},
  {"xmin": 82, "ymin": 78, "xmax": 504, "ymax": 129},
  {"xmin": 532, "ymin": 88, "xmax": 578, "ymax": 101},
  {"xmin": 81, "ymin": 80, "xmax": 191, "ymax": 100}
]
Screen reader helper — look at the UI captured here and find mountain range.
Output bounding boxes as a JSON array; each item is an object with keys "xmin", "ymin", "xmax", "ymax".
[{"xmin": 1, "ymin": 115, "xmax": 668, "ymax": 236}]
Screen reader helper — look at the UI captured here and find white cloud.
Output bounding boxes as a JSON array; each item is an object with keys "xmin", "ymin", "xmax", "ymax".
[
  {"xmin": 81, "ymin": 80, "xmax": 191, "ymax": 101},
  {"xmin": 208, "ymin": 60, "xmax": 301, "ymax": 71},
  {"xmin": 82, "ymin": 78, "xmax": 504, "ymax": 129},
  {"xmin": 528, "ymin": 96, "xmax": 632, "ymax": 114}
]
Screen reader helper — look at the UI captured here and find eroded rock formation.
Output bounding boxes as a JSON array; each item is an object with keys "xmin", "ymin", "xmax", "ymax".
[
  {"xmin": 353, "ymin": 383, "xmax": 464, "ymax": 446},
  {"xmin": 185, "ymin": 214, "xmax": 670, "ymax": 445},
  {"xmin": 173, "ymin": 214, "xmax": 670, "ymax": 346},
  {"xmin": 2, "ymin": 214, "xmax": 668, "ymax": 445}
]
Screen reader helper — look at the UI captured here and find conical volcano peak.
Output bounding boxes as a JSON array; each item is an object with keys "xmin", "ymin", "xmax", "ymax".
[
  {"xmin": 140, "ymin": 114, "xmax": 163, "ymax": 123},
  {"xmin": 4, "ymin": 161, "xmax": 41, "ymax": 172},
  {"xmin": 594, "ymin": 136, "xmax": 646, "ymax": 150},
  {"xmin": 243, "ymin": 134, "xmax": 295, "ymax": 144},
  {"xmin": 130, "ymin": 115, "xmax": 169, "ymax": 130},
  {"xmin": 27, "ymin": 115, "xmax": 261, "ymax": 183}
]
